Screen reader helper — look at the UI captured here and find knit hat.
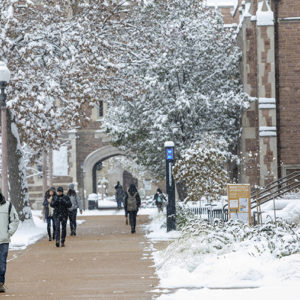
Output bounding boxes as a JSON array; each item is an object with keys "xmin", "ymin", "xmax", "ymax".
[
  {"xmin": 68, "ymin": 183, "xmax": 75, "ymax": 190},
  {"xmin": 49, "ymin": 186, "xmax": 56, "ymax": 192},
  {"xmin": 57, "ymin": 186, "xmax": 64, "ymax": 192}
]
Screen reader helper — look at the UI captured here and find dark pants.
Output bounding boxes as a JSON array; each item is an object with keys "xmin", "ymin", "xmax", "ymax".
[
  {"xmin": 68, "ymin": 210, "xmax": 77, "ymax": 234},
  {"xmin": 117, "ymin": 198, "xmax": 123, "ymax": 208},
  {"xmin": 54, "ymin": 216, "xmax": 67, "ymax": 244},
  {"xmin": 46, "ymin": 216, "xmax": 55, "ymax": 239},
  {"xmin": 0, "ymin": 243, "xmax": 9, "ymax": 284},
  {"xmin": 128, "ymin": 211, "xmax": 137, "ymax": 231}
]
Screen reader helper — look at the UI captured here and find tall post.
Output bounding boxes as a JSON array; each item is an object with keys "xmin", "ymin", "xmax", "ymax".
[
  {"xmin": 43, "ymin": 150, "xmax": 47, "ymax": 196},
  {"xmin": 81, "ymin": 164, "xmax": 86, "ymax": 210},
  {"xmin": 165, "ymin": 141, "xmax": 176, "ymax": 232},
  {"xmin": 49, "ymin": 147, "xmax": 53, "ymax": 187},
  {"xmin": 1, "ymin": 86, "xmax": 8, "ymax": 200},
  {"xmin": 0, "ymin": 62, "xmax": 10, "ymax": 200}
]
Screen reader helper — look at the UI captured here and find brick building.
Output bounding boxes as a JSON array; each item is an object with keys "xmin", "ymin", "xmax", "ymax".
[{"xmin": 209, "ymin": 0, "xmax": 300, "ymax": 187}]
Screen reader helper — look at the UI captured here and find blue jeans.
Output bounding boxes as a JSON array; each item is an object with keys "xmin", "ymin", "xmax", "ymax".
[{"xmin": 0, "ymin": 243, "xmax": 9, "ymax": 284}]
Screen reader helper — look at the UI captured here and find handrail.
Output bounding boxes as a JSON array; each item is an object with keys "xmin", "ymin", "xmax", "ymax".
[
  {"xmin": 253, "ymin": 180, "xmax": 300, "ymax": 204},
  {"xmin": 223, "ymin": 171, "xmax": 300, "ymax": 214},
  {"xmin": 252, "ymin": 182, "xmax": 300, "ymax": 209},
  {"xmin": 250, "ymin": 171, "xmax": 300, "ymax": 199}
]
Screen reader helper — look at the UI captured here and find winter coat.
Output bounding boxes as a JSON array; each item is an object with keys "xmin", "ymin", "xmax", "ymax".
[
  {"xmin": 68, "ymin": 193, "xmax": 83, "ymax": 211},
  {"xmin": 0, "ymin": 201, "xmax": 19, "ymax": 244},
  {"xmin": 115, "ymin": 185, "xmax": 124, "ymax": 201},
  {"xmin": 154, "ymin": 192, "xmax": 166, "ymax": 207},
  {"xmin": 50, "ymin": 194, "xmax": 72, "ymax": 220},
  {"xmin": 43, "ymin": 193, "xmax": 55, "ymax": 219},
  {"xmin": 124, "ymin": 191, "xmax": 141, "ymax": 216}
]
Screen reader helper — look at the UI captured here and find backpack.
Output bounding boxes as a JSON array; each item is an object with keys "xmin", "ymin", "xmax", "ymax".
[
  {"xmin": 127, "ymin": 193, "xmax": 137, "ymax": 211},
  {"xmin": 157, "ymin": 195, "xmax": 163, "ymax": 203}
]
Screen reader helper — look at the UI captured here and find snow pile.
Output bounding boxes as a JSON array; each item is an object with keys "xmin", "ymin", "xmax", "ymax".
[
  {"xmin": 148, "ymin": 212, "xmax": 300, "ymax": 298},
  {"xmin": 10, "ymin": 210, "xmax": 46, "ymax": 250},
  {"xmin": 145, "ymin": 210, "xmax": 181, "ymax": 241},
  {"xmin": 261, "ymin": 199, "xmax": 300, "ymax": 224}
]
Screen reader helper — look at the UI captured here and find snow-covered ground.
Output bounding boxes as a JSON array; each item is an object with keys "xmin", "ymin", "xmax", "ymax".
[
  {"xmin": 10, "ymin": 210, "xmax": 47, "ymax": 250},
  {"xmin": 146, "ymin": 209, "xmax": 300, "ymax": 300}
]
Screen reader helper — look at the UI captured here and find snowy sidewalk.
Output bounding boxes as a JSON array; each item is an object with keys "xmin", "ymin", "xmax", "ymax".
[{"xmin": 6, "ymin": 215, "xmax": 160, "ymax": 299}]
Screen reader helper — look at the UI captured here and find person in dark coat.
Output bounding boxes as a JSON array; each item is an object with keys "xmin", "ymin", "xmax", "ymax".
[
  {"xmin": 124, "ymin": 184, "xmax": 141, "ymax": 234},
  {"xmin": 67, "ymin": 184, "xmax": 83, "ymax": 236},
  {"xmin": 50, "ymin": 186, "xmax": 72, "ymax": 247},
  {"xmin": 43, "ymin": 187, "xmax": 56, "ymax": 241},
  {"xmin": 115, "ymin": 181, "xmax": 124, "ymax": 209},
  {"xmin": 154, "ymin": 188, "xmax": 167, "ymax": 213}
]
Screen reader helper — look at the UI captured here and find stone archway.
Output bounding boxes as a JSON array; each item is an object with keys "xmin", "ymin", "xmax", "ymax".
[{"xmin": 82, "ymin": 145, "xmax": 125, "ymax": 198}]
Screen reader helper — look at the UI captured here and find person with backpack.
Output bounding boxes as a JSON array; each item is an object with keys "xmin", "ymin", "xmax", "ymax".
[
  {"xmin": 115, "ymin": 181, "xmax": 124, "ymax": 209},
  {"xmin": 0, "ymin": 192, "xmax": 19, "ymax": 293},
  {"xmin": 43, "ymin": 187, "xmax": 56, "ymax": 241},
  {"xmin": 154, "ymin": 188, "xmax": 167, "ymax": 213},
  {"xmin": 67, "ymin": 184, "xmax": 83, "ymax": 236},
  {"xmin": 50, "ymin": 186, "xmax": 72, "ymax": 247},
  {"xmin": 124, "ymin": 184, "xmax": 141, "ymax": 234}
]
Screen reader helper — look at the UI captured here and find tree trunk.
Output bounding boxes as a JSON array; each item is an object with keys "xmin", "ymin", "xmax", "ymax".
[
  {"xmin": 43, "ymin": 150, "xmax": 47, "ymax": 195},
  {"xmin": 176, "ymin": 180, "xmax": 188, "ymax": 202},
  {"xmin": 7, "ymin": 111, "xmax": 32, "ymax": 221},
  {"xmin": 49, "ymin": 148, "xmax": 53, "ymax": 187}
]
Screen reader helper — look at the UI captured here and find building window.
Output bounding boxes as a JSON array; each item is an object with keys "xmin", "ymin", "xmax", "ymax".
[{"xmin": 99, "ymin": 100, "xmax": 104, "ymax": 117}]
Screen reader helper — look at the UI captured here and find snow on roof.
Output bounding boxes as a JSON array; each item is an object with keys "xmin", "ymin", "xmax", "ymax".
[
  {"xmin": 206, "ymin": 0, "xmax": 238, "ymax": 9},
  {"xmin": 256, "ymin": 0, "xmax": 274, "ymax": 26},
  {"xmin": 206, "ymin": 0, "xmax": 239, "ymax": 17}
]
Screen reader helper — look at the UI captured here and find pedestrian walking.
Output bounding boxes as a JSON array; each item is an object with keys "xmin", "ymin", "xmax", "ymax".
[
  {"xmin": 124, "ymin": 184, "xmax": 141, "ymax": 234},
  {"xmin": 43, "ymin": 187, "xmax": 56, "ymax": 241},
  {"xmin": 67, "ymin": 184, "xmax": 83, "ymax": 236},
  {"xmin": 154, "ymin": 188, "xmax": 167, "ymax": 213},
  {"xmin": 50, "ymin": 186, "xmax": 72, "ymax": 247},
  {"xmin": 115, "ymin": 181, "xmax": 124, "ymax": 209},
  {"xmin": 0, "ymin": 192, "xmax": 19, "ymax": 293}
]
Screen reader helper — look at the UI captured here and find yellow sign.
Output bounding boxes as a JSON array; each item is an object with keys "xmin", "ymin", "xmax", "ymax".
[{"xmin": 227, "ymin": 184, "xmax": 251, "ymax": 225}]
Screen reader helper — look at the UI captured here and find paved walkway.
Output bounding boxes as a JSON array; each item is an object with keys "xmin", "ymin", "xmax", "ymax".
[{"xmin": 4, "ymin": 215, "xmax": 160, "ymax": 300}]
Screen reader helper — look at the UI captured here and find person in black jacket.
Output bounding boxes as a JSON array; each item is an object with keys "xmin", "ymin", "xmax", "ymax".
[
  {"xmin": 50, "ymin": 186, "xmax": 72, "ymax": 247},
  {"xmin": 124, "ymin": 184, "xmax": 141, "ymax": 234},
  {"xmin": 43, "ymin": 187, "xmax": 56, "ymax": 241},
  {"xmin": 154, "ymin": 188, "xmax": 167, "ymax": 213}
]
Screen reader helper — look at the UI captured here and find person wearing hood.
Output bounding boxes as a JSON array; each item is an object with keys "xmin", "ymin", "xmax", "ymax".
[
  {"xmin": 50, "ymin": 186, "xmax": 72, "ymax": 247},
  {"xmin": 124, "ymin": 184, "xmax": 141, "ymax": 234},
  {"xmin": 0, "ymin": 192, "xmax": 19, "ymax": 293},
  {"xmin": 115, "ymin": 181, "xmax": 124, "ymax": 209},
  {"xmin": 43, "ymin": 187, "xmax": 56, "ymax": 241},
  {"xmin": 67, "ymin": 183, "xmax": 83, "ymax": 236}
]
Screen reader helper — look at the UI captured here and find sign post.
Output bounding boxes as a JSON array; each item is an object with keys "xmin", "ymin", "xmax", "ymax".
[
  {"xmin": 165, "ymin": 141, "xmax": 176, "ymax": 231},
  {"xmin": 227, "ymin": 184, "xmax": 251, "ymax": 225}
]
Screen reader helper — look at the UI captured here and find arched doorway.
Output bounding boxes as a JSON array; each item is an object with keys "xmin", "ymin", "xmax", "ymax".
[{"xmin": 82, "ymin": 146, "xmax": 125, "ymax": 197}]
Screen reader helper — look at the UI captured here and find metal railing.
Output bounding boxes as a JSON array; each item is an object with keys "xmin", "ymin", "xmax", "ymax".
[{"xmin": 222, "ymin": 171, "xmax": 300, "ymax": 224}]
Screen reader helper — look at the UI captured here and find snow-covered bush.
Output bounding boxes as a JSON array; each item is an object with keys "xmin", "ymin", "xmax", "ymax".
[
  {"xmin": 174, "ymin": 136, "xmax": 230, "ymax": 202},
  {"xmin": 175, "ymin": 217, "xmax": 300, "ymax": 259}
]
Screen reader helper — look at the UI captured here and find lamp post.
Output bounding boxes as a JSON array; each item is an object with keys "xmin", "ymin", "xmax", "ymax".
[
  {"xmin": 0, "ymin": 61, "xmax": 10, "ymax": 200},
  {"xmin": 164, "ymin": 141, "xmax": 176, "ymax": 231}
]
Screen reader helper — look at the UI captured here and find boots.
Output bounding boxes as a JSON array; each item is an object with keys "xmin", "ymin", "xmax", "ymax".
[{"xmin": 0, "ymin": 282, "xmax": 6, "ymax": 293}]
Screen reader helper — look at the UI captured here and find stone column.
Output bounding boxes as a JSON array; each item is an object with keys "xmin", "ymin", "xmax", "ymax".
[{"xmin": 256, "ymin": 0, "xmax": 278, "ymax": 186}]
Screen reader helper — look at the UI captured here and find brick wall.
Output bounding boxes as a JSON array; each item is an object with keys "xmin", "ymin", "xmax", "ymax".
[{"xmin": 276, "ymin": 1, "xmax": 300, "ymax": 168}]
